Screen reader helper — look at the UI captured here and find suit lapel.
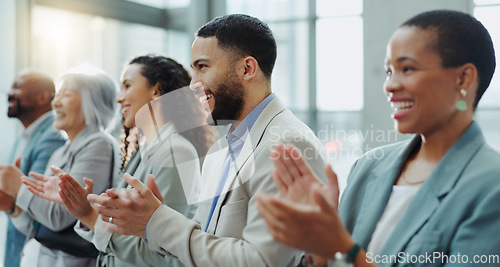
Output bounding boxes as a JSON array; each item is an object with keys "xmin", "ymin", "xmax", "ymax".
[
  {"xmin": 378, "ymin": 185, "xmax": 440, "ymax": 258},
  {"xmin": 199, "ymin": 139, "xmax": 230, "ymax": 203},
  {"xmin": 351, "ymin": 137, "xmax": 419, "ymax": 248},
  {"xmin": 380, "ymin": 122, "xmax": 485, "ymax": 257},
  {"xmin": 9, "ymin": 138, "xmax": 20, "ymax": 164},
  {"xmin": 20, "ymin": 115, "xmax": 54, "ymax": 174},
  {"xmin": 206, "ymin": 134, "xmax": 258, "ymax": 234},
  {"xmin": 221, "ymin": 132, "xmax": 255, "ymax": 196},
  {"xmin": 204, "ymin": 141, "xmax": 230, "ymax": 233},
  {"xmin": 206, "ymin": 98, "xmax": 286, "ymax": 233},
  {"xmin": 352, "ymin": 174, "xmax": 395, "ymax": 248},
  {"xmin": 218, "ymin": 97, "xmax": 285, "ymax": 201}
]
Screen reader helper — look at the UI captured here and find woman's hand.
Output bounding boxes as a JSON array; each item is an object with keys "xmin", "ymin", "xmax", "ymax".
[
  {"xmin": 256, "ymin": 190, "xmax": 352, "ymax": 259},
  {"xmin": 257, "ymin": 143, "xmax": 356, "ymax": 261},
  {"xmin": 21, "ymin": 166, "xmax": 66, "ymax": 205},
  {"xmin": 271, "ymin": 144, "xmax": 339, "ymax": 207},
  {"xmin": 87, "ymin": 174, "xmax": 162, "ymax": 238},
  {"xmin": 59, "ymin": 174, "xmax": 94, "ymax": 219}
]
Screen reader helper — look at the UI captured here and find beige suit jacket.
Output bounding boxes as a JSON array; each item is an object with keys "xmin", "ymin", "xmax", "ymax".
[{"xmin": 146, "ymin": 97, "xmax": 327, "ymax": 266}]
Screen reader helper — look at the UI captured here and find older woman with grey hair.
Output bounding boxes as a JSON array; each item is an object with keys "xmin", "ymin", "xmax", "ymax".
[{"xmin": 6, "ymin": 68, "xmax": 119, "ymax": 267}]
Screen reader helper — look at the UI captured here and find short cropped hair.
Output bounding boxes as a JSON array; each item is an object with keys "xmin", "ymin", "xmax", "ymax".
[
  {"xmin": 19, "ymin": 69, "xmax": 56, "ymax": 102},
  {"xmin": 196, "ymin": 14, "xmax": 277, "ymax": 79},
  {"xmin": 60, "ymin": 71, "xmax": 117, "ymax": 130},
  {"xmin": 401, "ymin": 10, "xmax": 496, "ymax": 109}
]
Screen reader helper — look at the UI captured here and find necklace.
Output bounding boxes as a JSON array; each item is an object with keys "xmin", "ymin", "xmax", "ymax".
[{"xmin": 401, "ymin": 170, "xmax": 426, "ymax": 185}]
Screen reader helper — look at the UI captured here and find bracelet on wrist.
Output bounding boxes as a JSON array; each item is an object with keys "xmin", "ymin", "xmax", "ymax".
[
  {"xmin": 8, "ymin": 204, "xmax": 16, "ymax": 215},
  {"xmin": 345, "ymin": 243, "xmax": 361, "ymax": 263}
]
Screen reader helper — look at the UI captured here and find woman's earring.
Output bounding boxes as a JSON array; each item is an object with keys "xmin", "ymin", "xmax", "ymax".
[{"xmin": 456, "ymin": 89, "xmax": 467, "ymax": 111}]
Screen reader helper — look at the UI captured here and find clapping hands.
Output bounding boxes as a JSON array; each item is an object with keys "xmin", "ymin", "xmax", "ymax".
[
  {"xmin": 87, "ymin": 174, "xmax": 163, "ymax": 239},
  {"xmin": 256, "ymin": 144, "xmax": 353, "ymax": 259}
]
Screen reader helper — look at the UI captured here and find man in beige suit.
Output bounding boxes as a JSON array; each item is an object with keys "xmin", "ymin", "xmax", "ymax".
[{"xmin": 88, "ymin": 14, "xmax": 327, "ymax": 266}]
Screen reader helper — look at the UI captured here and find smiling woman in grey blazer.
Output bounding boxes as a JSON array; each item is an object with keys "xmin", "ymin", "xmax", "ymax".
[
  {"xmin": 257, "ymin": 10, "xmax": 500, "ymax": 267},
  {"xmin": 9, "ymin": 68, "xmax": 119, "ymax": 267}
]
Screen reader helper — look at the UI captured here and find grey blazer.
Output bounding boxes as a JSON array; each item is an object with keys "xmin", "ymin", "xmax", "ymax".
[
  {"xmin": 339, "ymin": 121, "xmax": 500, "ymax": 266},
  {"xmin": 86, "ymin": 123, "xmax": 200, "ymax": 267},
  {"xmin": 145, "ymin": 97, "xmax": 327, "ymax": 267},
  {"xmin": 13, "ymin": 127, "xmax": 119, "ymax": 267}
]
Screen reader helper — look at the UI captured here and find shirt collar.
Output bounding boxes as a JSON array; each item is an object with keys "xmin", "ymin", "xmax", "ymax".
[
  {"xmin": 226, "ymin": 93, "xmax": 275, "ymax": 148},
  {"xmin": 21, "ymin": 111, "xmax": 53, "ymax": 140}
]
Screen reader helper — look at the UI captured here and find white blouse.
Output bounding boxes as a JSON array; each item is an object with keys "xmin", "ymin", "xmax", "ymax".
[{"xmin": 367, "ymin": 185, "xmax": 421, "ymax": 256}]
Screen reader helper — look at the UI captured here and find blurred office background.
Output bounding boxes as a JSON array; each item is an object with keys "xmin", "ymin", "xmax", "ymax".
[{"xmin": 0, "ymin": 1, "xmax": 499, "ymax": 262}]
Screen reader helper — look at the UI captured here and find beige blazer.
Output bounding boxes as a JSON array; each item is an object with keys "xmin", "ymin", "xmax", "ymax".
[{"xmin": 145, "ymin": 97, "xmax": 327, "ymax": 266}]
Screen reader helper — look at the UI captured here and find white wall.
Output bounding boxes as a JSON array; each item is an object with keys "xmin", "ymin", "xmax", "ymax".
[
  {"xmin": 0, "ymin": 1, "xmax": 18, "ymax": 265},
  {"xmin": 362, "ymin": 0, "xmax": 471, "ymax": 148},
  {"xmin": 0, "ymin": 0, "xmax": 20, "ymax": 165}
]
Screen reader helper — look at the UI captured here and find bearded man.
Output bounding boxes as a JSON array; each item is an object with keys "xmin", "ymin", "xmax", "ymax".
[
  {"xmin": 1, "ymin": 70, "xmax": 64, "ymax": 267},
  {"xmin": 89, "ymin": 14, "xmax": 327, "ymax": 266}
]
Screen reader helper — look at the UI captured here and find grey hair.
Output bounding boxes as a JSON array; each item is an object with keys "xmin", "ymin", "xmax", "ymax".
[{"xmin": 59, "ymin": 72, "xmax": 117, "ymax": 131}]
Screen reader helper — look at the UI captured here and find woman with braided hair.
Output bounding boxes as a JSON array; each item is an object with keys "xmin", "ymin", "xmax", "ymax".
[{"xmin": 23, "ymin": 54, "xmax": 216, "ymax": 267}]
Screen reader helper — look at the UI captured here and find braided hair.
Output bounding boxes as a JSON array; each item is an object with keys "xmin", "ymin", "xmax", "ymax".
[{"xmin": 120, "ymin": 125, "xmax": 138, "ymax": 171}]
